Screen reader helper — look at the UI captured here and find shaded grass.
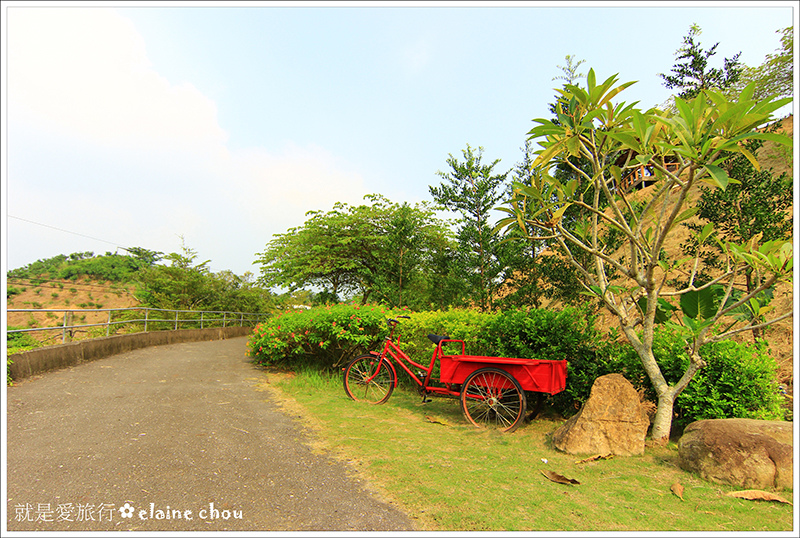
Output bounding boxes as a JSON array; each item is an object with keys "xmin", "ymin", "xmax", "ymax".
[{"xmin": 259, "ymin": 366, "xmax": 795, "ymax": 532}]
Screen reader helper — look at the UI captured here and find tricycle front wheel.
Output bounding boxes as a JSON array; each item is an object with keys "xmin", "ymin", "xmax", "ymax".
[
  {"xmin": 460, "ymin": 367, "xmax": 527, "ymax": 432},
  {"xmin": 343, "ymin": 354, "xmax": 395, "ymax": 404}
]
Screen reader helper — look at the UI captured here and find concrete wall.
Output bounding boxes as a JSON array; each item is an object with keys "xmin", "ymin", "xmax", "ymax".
[{"xmin": 7, "ymin": 326, "xmax": 253, "ymax": 381}]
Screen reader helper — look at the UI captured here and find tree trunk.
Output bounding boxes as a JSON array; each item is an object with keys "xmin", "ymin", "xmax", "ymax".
[
  {"xmin": 621, "ymin": 324, "xmax": 676, "ymax": 443},
  {"xmin": 650, "ymin": 393, "xmax": 675, "ymax": 443}
]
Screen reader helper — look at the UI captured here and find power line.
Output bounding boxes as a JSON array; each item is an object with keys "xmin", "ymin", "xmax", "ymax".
[{"xmin": 8, "ymin": 215, "xmax": 132, "ymax": 253}]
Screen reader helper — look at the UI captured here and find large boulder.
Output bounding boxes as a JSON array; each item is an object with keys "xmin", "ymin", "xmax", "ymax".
[
  {"xmin": 552, "ymin": 373, "xmax": 650, "ymax": 456},
  {"xmin": 678, "ymin": 418, "xmax": 793, "ymax": 490}
]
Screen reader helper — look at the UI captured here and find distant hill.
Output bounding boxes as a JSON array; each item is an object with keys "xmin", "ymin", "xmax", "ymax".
[
  {"xmin": 7, "ymin": 252, "xmax": 148, "ymax": 345},
  {"xmin": 7, "ymin": 251, "xmax": 153, "ymax": 284},
  {"xmin": 7, "ymin": 276, "xmax": 141, "ymax": 346}
]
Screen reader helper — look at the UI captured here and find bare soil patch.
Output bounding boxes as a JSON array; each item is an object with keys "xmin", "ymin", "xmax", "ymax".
[{"xmin": 7, "ymin": 276, "xmax": 140, "ymax": 345}]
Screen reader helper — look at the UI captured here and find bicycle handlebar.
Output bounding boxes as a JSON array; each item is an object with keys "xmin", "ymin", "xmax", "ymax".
[{"xmin": 387, "ymin": 315, "xmax": 410, "ymax": 326}]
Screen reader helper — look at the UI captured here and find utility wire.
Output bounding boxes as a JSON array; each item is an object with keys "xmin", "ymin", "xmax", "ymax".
[{"xmin": 8, "ymin": 215, "xmax": 132, "ymax": 253}]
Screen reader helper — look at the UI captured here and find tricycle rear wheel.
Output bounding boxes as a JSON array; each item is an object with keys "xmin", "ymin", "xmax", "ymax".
[
  {"xmin": 343, "ymin": 354, "xmax": 395, "ymax": 404},
  {"xmin": 460, "ymin": 367, "xmax": 526, "ymax": 432}
]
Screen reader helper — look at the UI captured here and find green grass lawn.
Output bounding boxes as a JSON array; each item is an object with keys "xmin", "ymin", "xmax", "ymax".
[{"xmin": 257, "ymin": 366, "xmax": 795, "ymax": 532}]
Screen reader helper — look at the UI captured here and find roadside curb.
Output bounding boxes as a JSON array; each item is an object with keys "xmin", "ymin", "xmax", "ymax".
[{"xmin": 7, "ymin": 326, "xmax": 253, "ymax": 381}]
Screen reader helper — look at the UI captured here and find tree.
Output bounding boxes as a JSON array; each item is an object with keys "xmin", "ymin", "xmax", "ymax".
[
  {"xmin": 136, "ymin": 242, "xmax": 214, "ymax": 310},
  {"xmin": 660, "ymin": 23, "xmax": 743, "ymax": 100},
  {"xmin": 127, "ymin": 247, "xmax": 164, "ymax": 266},
  {"xmin": 499, "ymin": 69, "xmax": 792, "ymax": 442},
  {"xmin": 680, "ymin": 133, "xmax": 793, "ymax": 340},
  {"xmin": 136, "ymin": 241, "xmax": 274, "ymax": 313},
  {"xmin": 498, "ymin": 140, "xmax": 586, "ymax": 309},
  {"xmin": 552, "ymin": 54, "xmax": 586, "ymax": 85},
  {"xmin": 731, "ymin": 26, "xmax": 793, "ymax": 101},
  {"xmin": 255, "ymin": 195, "xmax": 456, "ymax": 308},
  {"xmin": 508, "ymin": 55, "xmax": 618, "ymax": 309},
  {"xmin": 370, "ymin": 200, "xmax": 459, "ymax": 310},
  {"xmin": 430, "ymin": 144, "xmax": 514, "ymax": 312},
  {"xmin": 665, "ymin": 25, "xmax": 793, "ymax": 341},
  {"xmin": 256, "ymin": 201, "xmax": 381, "ymax": 304}
]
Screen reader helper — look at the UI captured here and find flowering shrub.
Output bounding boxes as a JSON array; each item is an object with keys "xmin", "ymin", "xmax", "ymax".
[
  {"xmin": 248, "ymin": 303, "xmax": 410, "ymax": 368},
  {"xmin": 248, "ymin": 305, "xmax": 784, "ymax": 427},
  {"xmin": 612, "ymin": 325, "xmax": 785, "ymax": 430}
]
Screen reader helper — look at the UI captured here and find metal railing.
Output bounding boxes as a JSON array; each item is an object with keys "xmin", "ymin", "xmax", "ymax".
[{"xmin": 7, "ymin": 307, "xmax": 270, "ymax": 344}]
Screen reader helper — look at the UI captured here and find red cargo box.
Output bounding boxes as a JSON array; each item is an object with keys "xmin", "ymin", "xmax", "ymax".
[{"xmin": 439, "ymin": 355, "xmax": 567, "ymax": 395}]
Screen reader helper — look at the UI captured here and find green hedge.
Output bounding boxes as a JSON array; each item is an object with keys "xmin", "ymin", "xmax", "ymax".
[
  {"xmin": 247, "ymin": 305, "xmax": 784, "ymax": 425},
  {"xmin": 481, "ymin": 308, "xmax": 614, "ymax": 415},
  {"xmin": 248, "ymin": 303, "xmax": 403, "ymax": 369},
  {"xmin": 248, "ymin": 304, "xmax": 609, "ymax": 416},
  {"xmin": 612, "ymin": 325, "xmax": 785, "ymax": 429}
]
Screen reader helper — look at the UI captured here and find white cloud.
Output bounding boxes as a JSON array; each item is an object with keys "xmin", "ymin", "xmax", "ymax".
[
  {"xmin": 224, "ymin": 142, "xmax": 367, "ymax": 228},
  {"xmin": 8, "ymin": 8, "xmax": 228, "ymax": 153},
  {"xmin": 6, "ymin": 7, "xmax": 368, "ymax": 274}
]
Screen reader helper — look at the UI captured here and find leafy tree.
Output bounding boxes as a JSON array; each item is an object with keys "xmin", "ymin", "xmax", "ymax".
[
  {"xmin": 136, "ymin": 244, "xmax": 215, "ymax": 310},
  {"xmin": 499, "ymin": 69, "xmax": 792, "ymax": 441},
  {"xmin": 552, "ymin": 54, "xmax": 586, "ymax": 86},
  {"xmin": 430, "ymin": 144, "xmax": 515, "ymax": 311},
  {"xmin": 255, "ymin": 195, "xmax": 456, "ymax": 308},
  {"xmin": 136, "ymin": 242, "xmax": 273, "ymax": 313},
  {"xmin": 659, "ymin": 23, "xmax": 743, "ymax": 100},
  {"xmin": 502, "ymin": 56, "xmax": 615, "ymax": 310},
  {"xmin": 127, "ymin": 247, "xmax": 164, "ymax": 266},
  {"xmin": 256, "ymin": 200, "xmax": 382, "ymax": 303},
  {"xmin": 498, "ymin": 140, "xmax": 586, "ymax": 309},
  {"xmin": 371, "ymin": 201, "xmax": 458, "ymax": 310},
  {"xmin": 732, "ymin": 26, "xmax": 793, "ymax": 101},
  {"xmin": 680, "ymin": 133, "xmax": 792, "ymax": 340}
]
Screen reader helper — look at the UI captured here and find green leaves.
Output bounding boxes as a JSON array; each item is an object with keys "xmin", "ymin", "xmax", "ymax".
[
  {"xmin": 729, "ymin": 239, "xmax": 794, "ymax": 275},
  {"xmin": 702, "ymin": 164, "xmax": 731, "ymax": 189},
  {"xmin": 637, "ymin": 297, "xmax": 677, "ymax": 324},
  {"xmin": 724, "ymin": 288, "xmax": 775, "ymax": 323},
  {"xmin": 256, "ymin": 195, "xmax": 457, "ymax": 308},
  {"xmin": 637, "ymin": 296, "xmax": 677, "ymax": 324},
  {"xmin": 248, "ymin": 303, "xmax": 398, "ymax": 367},
  {"xmin": 680, "ymin": 286, "xmax": 725, "ymax": 320}
]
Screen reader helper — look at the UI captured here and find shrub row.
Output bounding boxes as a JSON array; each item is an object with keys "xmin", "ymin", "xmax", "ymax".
[
  {"xmin": 247, "ymin": 305, "xmax": 785, "ymax": 426},
  {"xmin": 611, "ymin": 325, "xmax": 785, "ymax": 430}
]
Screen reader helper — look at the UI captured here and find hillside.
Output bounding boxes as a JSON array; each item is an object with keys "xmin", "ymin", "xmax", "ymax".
[
  {"xmin": 7, "ymin": 277, "xmax": 141, "ymax": 345},
  {"xmin": 528, "ymin": 114, "xmax": 794, "ymax": 401},
  {"xmin": 7, "ymin": 250, "xmax": 276, "ymax": 349}
]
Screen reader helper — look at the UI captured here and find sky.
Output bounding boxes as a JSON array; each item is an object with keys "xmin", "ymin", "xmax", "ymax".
[{"xmin": 2, "ymin": 0, "xmax": 796, "ymax": 279}]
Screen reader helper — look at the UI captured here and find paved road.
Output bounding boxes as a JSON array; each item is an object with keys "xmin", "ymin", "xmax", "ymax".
[{"xmin": 5, "ymin": 337, "xmax": 416, "ymax": 532}]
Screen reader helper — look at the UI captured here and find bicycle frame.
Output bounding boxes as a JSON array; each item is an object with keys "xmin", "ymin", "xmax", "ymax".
[
  {"xmin": 368, "ymin": 319, "xmax": 465, "ymax": 397},
  {"xmin": 345, "ymin": 317, "xmax": 568, "ymax": 433}
]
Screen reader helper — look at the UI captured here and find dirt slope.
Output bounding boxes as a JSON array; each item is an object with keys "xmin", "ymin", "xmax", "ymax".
[{"xmin": 7, "ymin": 277, "xmax": 140, "ymax": 345}]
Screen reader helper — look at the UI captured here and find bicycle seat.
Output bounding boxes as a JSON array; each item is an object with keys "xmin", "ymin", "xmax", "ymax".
[{"xmin": 427, "ymin": 334, "xmax": 451, "ymax": 346}]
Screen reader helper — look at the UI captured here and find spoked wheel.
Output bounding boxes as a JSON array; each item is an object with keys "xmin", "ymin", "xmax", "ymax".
[
  {"xmin": 343, "ymin": 354, "xmax": 395, "ymax": 404},
  {"xmin": 460, "ymin": 367, "xmax": 527, "ymax": 432}
]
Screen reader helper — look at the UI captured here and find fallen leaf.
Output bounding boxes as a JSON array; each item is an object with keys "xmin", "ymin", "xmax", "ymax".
[
  {"xmin": 541, "ymin": 469, "xmax": 580, "ymax": 485},
  {"xmin": 575, "ymin": 453, "xmax": 614, "ymax": 464},
  {"xmin": 424, "ymin": 415, "xmax": 449, "ymax": 426},
  {"xmin": 671, "ymin": 482, "xmax": 684, "ymax": 501},
  {"xmin": 726, "ymin": 490, "xmax": 793, "ymax": 505}
]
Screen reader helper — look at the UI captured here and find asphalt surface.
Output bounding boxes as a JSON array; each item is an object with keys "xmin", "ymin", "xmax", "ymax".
[{"xmin": 5, "ymin": 337, "xmax": 417, "ymax": 532}]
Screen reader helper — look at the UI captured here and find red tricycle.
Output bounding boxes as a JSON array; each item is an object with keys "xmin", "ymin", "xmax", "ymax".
[{"xmin": 343, "ymin": 316, "xmax": 567, "ymax": 432}]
